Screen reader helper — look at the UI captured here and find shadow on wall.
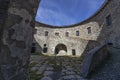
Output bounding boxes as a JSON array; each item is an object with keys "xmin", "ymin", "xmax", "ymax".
[{"xmin": 31, "ymin": 36, "xmax": 42, "ymax": 55}]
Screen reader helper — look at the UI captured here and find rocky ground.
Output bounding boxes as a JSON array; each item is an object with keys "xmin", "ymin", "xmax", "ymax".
[
  {"xmin": 29, "ymin": 55, "xmax": 85, "ymax": 80},
  {"xmin": 29, "ymin": 46, "xmax": 120, "ymax": 80}
]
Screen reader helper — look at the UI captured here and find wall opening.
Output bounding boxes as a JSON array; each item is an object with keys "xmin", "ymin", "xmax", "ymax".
[
  {"xmin": 108, "ymin": 42, "xmax": 113, "ymax": 45},
  {"xmin": 72, "ymin": 49, "xmax": 76, "ymax": 56},
  {"xmin": 106, "ymin": 14, "xmax": 112, "ymax": 26},
  {"xmin": 45, "ymin": 31, "xmax": 48, "ymax": 36},
  {"xmin": 87, "ymin": 27, "xmax": 91, "ymax": 34},
  {"xmin": 66, "ymin": 32, "xmax": 69, "ymax": 37},
  {"xmin": 31, "ymin": 43, "xmax": 36, "ymax": 53},
  {"xmin": 54, "ymin": 44, "xmax": 67, "ymax": 54},
  {"xmin": 76, "ymin": 30, "xmax": 80, "ymax": 36},
  {"xmin": 55, "ymin": 32, "xmax": 59, "ymax": 36},
  {"xmin": 43, "ymin": 44, "xmax": 48, "ymax": 53}
]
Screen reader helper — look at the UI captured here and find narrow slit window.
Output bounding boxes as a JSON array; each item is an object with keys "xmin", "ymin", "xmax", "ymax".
[{"xmin": 106, "ymin": 15, "xmax": 112, "ymax": 26}]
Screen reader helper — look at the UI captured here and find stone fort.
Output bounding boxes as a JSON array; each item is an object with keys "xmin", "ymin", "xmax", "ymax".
[
  {"xmin": 32, "ymin": 0, "xmax": 120, "ymax": 57},
  {"xmin": 0, "ymin": 0, "xmax": 120, "ymax": 80}
]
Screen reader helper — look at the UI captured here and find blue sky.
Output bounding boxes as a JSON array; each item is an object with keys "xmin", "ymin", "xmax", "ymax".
[{"xmin": 35, "ymin": 0, "xmax": 105, "ymax": 26}]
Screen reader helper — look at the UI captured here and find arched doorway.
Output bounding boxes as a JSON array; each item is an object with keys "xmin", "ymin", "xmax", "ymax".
[{"xmin": 54, "ymin": 44, "xmax": 67, "ymax": 55}]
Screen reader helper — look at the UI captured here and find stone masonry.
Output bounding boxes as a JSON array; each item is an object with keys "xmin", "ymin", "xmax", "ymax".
[
  {"xmin": 0, "ymin": 0, "xmax": 40, "ymax": 80},
  {"xmin": 33, "ymin": 0, "xmax": 120, "ymax": 57},
  {"xmin": 0, "ymin": 0, "xmax": 120, "ymax": 80}
]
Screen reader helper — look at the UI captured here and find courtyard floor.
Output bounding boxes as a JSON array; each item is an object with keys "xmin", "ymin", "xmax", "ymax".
[
  {"xmin": 29, "ymin": 46, "xmax": 120, "ymax": 80},
  {"xmin": 29, "ymin": 55, "xmax": 85, "ymax": 80}
]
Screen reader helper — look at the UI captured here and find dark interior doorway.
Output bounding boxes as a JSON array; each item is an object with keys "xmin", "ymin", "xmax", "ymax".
[
  {"xmin": 31, "ymin": 43, "xmax": 36, "ymax": 53},
  {"xmin": 43, "ymin": 44, "xmax": 48, "ymax": 53},
  {"xmin": 54, "ymin": 44, "xmax": 67, "ymax": 54},
  {"xmin": 72, "ymin": 49, "xmax": 76, "ymax": 56}
]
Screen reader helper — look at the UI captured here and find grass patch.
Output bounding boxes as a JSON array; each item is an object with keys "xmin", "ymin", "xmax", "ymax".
[
  {"xmin": 29, "ymin": 62, "xmax": 37, "ymax": 68},
  {"xmin": 29, "ymin": 62, "xmax": 44, "ymax": 80},
  {"xmin": 29, "ymin": 69, "xmax": 44, "ymax": 80}
]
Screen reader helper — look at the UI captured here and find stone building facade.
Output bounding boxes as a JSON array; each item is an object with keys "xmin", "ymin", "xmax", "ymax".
[
  {"xmin": 0, "ymin": 0, "xmax": 120, "ymax": 79},
  {"xmin": 34, "ymin": 22, "xmax": 100, "ymax": 56},
  {"xmin": 33, "ymin": 0, "xmax": 120, "ymax": 56}
]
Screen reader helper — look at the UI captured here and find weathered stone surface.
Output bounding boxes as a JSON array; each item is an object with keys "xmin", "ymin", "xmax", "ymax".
[
  {"xmin": 0, "ymin": 0, "xmax": 120, "ymax": 80},
  {"xmin": 30, "ymin": 55, "xmax": 82, "ymax": 80},
  {"xmin": 80, "ymin": 44, "xmax": 108, "ymax": 78},
  {"xmin": 0, "ymin": 0, "xmax": 40, "ymax": 80},
  {"xmin": 34, "ymin": 0, "xmax": 120, "ymax": 57},
  {"xmin": 41, "ymin": 77, "xmax": 52, "ymax": 80}
]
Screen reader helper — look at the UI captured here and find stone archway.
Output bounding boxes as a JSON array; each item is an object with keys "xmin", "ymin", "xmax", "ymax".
[{"xmin": 54, "ymin": 44, "xmax": 67, "ymax": 55}]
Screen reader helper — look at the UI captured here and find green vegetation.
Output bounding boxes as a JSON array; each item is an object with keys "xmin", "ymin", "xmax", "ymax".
[
  {"xmin": 29, "ymin": 62, "xmax": 44, "ymax": 80},
  {"xmin": 29, "ymin": 55, "xmax": 83, "ymax": 80},
  {"xmin": 29, "ymin": 62, "xmax": 37, "ymax": 68}
]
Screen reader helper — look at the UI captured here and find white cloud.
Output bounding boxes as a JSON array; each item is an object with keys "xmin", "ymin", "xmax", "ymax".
[
  {"xmin": 35, "ymin": 0, "xmax": 105, "ymax": 26},
  {"xmin": 36, "ymin": 6, "xmax": 76, "ymax": 26}
]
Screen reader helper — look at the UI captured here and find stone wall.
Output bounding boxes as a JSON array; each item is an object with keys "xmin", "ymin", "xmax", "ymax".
[
  {"xmin": 34, "ymin": 0, "xmax": 120, "ymax": 57},
  {"xmin": 34, "ymin": 22, "xmax": 100, "ymax": 56},
  {"xmin": 0, "ymin": 0, "xmax": 120, "ymax": 79},
  {"xmin": 0, "ymin": 0, "xmax": 40, "ymax": 80},
  {"xmin": 80, "ymin": 44, "xmax": 108, "ymax": 78}
]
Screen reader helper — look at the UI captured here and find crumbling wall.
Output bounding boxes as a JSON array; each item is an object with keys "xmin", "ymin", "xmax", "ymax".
[{"xmin": 0, "ymin": 0, "xmax": 40, "ymax": 80}]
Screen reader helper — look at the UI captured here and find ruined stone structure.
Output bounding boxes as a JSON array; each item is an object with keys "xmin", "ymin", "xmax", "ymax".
[
  {"xmin": 0, "ymin": 0, "xmax": 120, "ymax": 80},
  {"xmin": 0, "ymin": 0, "xmax": 40, "ymax": 80},
  {"xmin": 33, "ymin": 0, "xmax": 120, "ymax": 57},
  {"xmin": 34, "ymin": 22, "xmax": 100, "ymax": 56}
]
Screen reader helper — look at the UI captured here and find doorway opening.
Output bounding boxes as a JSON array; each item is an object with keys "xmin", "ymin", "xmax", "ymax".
[
  {"xmin": 72, "ymin": 49, "xmax": 76, "ymax": 56},
  {"xmin": 31, "ymin": 43, "xmax": 36, "ymax": 53},
  {"xmin": 54, "ymin": 44, "xmax": 67, "ymax": 55}
]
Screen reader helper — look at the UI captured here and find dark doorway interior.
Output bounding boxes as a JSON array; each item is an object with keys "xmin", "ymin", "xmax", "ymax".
[
  {"xmin": 31, "ymin": 43, "xmax": 36, "ymax": 53},
  {"xmin": 43, "ymin": 44, "xmax": 48, "ymax": 53},
  {"xmin": 43, "ymin": 47, "xmax": 48, "ymax": 53},
  {"xmin": 54, "ymin": 44, "xmax": 67, "ymax": 54},
  {"xmin": 72, "ymin": 49, "xmax": 76, "ymax": 56}
]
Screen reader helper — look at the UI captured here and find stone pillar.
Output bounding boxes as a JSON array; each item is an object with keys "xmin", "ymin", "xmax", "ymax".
[{"xmin": 0, "ymin": 0, "xmax": 40, "ymax": 80}]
